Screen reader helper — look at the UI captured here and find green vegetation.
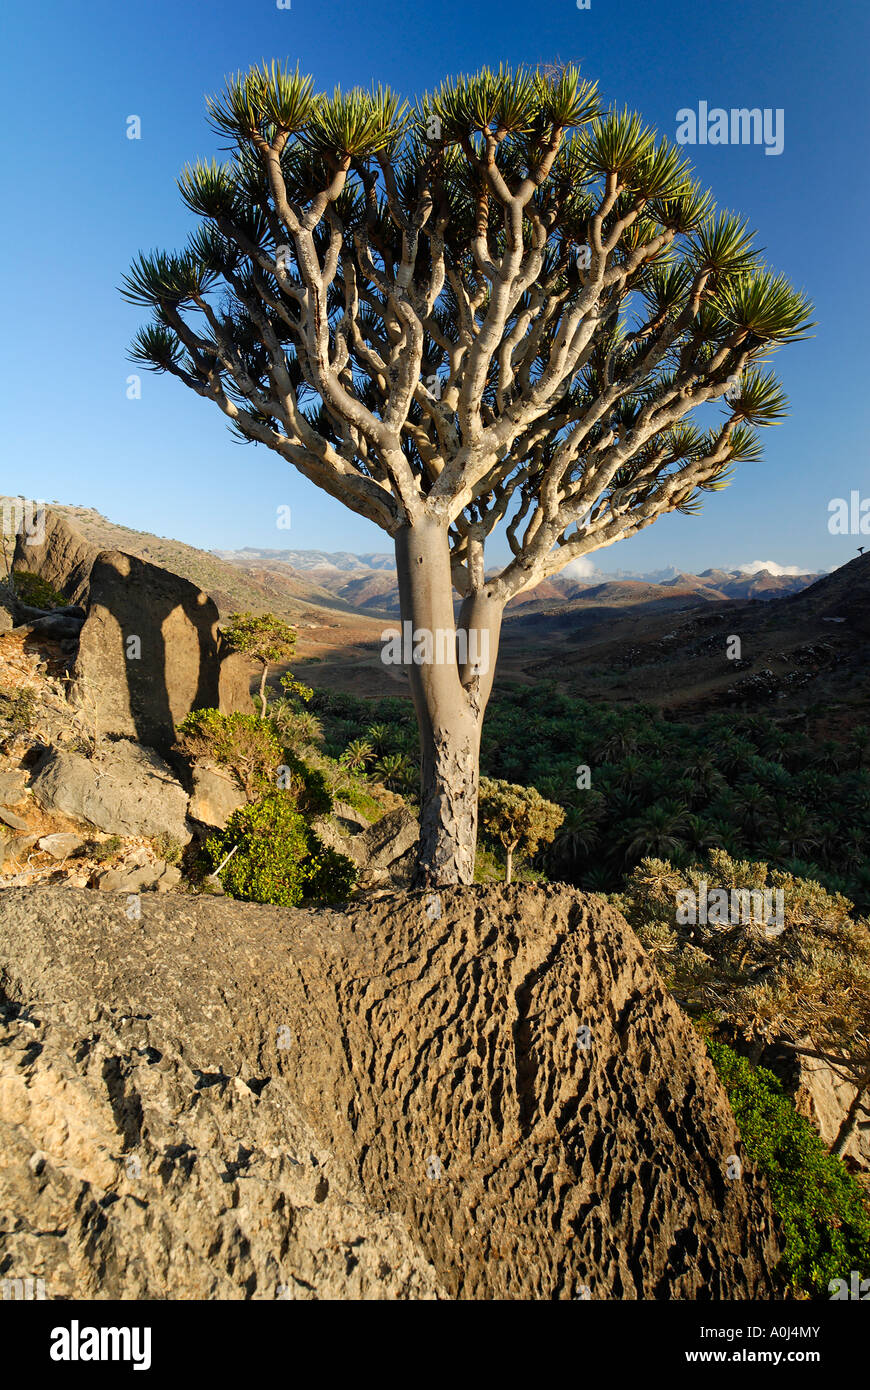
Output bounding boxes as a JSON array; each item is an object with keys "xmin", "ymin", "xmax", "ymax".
[
  {"xmin": 176, "ymin": 709, "xmax": 283, "ymax": 799},
  {"xmin": 308, "ymin": 684, "xmax": 870, "ymax": 908},
  {"xmin": 11, "ymin": 571, "xmax": 66, "ymax": 609},
  {"xmin": 222, "ymin": 611, "xmax": 297, "ymax": 718},
  {"xmin": 151, "ymin": 831, "xmax": 183, "ymax": 866},
  {"xmin": 478, "ymin": 778, "xmax": 565, "ymax": 884},
  {"xmin": 79, "ymin": 835, "xmax": 123, "ymax": 863},
  {"xmin": 205, "ymin": 793, "xmax": 356, "ymax": 907},
  {"xmin": 706, "ymin": 1038, "xmax": 870, "ymax": 1297},
  {"xmin": 0, "ymin": 686, "xmax": 37, "ymax": 736}
]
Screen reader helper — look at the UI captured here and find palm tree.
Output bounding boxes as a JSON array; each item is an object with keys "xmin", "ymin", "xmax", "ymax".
[
  {"xmin": 270, "ymin": 700, "xmax": 324, "ymax": 751},
  {"xmin": 776, "ymin": 806, "xmax": 822, "ymax": 859},
  {"xmin": 365, "ymin": 723, "xmax": 394, "ymax": 757},
  {"xmin": 374, "ymin": 752, "xmax": 417, "ymax": 794},
  {"xmin": 545, "ymin": 803, "xmax": 602, "ymax": 876},
  {"xmin": 849, "ymin": 726, "xmax": 870, "ymax": 770},
  {"xmin": 595, "ymin": 723, "xmax": 641, "ymax": 762},
  {"xmin": 683, "ymin": 815, "xmax": 724, "ymax": 854},
  {"xmin": 623, "ymin": 801, "xmax": 689, "ymax": 862},
  {"xmin": 341, "ymin": 738, "xmax": 375, "ymax": 773},
  {"xmin": 731, "ymin": 783, "xmax": 774, "ymax": 839}
]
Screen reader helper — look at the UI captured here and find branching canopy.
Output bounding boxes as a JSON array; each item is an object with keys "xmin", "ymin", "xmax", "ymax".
[{"xmin": 124, "ymin": 60, "xmax": 813, "ymax": 600}]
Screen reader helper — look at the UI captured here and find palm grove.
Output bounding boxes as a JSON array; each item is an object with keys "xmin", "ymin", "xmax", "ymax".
[{"xmin": 124, "ymin": 60, "xmax": 812, "ymax": 885}]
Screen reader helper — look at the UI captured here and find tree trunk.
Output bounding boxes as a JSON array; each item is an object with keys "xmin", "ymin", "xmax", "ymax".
[
  {"xmin": 831, "ymin": 1070, "xmax": 870, "ymax": 1157},
  {"xmin": 394, "ymin": 518, "xmax": 503, "ymax": 886},
  {"xmin": 505, "ymin": 843, "xmax": 514, "ymax": 885},
  {"xmin": 258, "ymin": 664, "xmax": 268, "ymax": 719}
]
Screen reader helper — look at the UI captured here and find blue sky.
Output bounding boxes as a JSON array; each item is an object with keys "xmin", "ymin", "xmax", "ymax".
[{"xmin": 2, "ymin": 0, "xmax": 868, "ymax": 575}]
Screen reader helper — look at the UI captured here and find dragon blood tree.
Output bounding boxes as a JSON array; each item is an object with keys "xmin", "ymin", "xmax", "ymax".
[{"xmin": 123, "ymin": 61, "xmax": 813, "ymax": 885}]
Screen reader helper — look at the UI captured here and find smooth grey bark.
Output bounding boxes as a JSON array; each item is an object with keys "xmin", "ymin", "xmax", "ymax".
[
  {"xmin": 831, "ymin": 1069, "xmax": 870, "ymax": 1157},
  {"xmin": 258, "ymin": 664, "xmax": 269, "ymax": 719},
  {"xmin": 394, "ymin": 519, "xmax": 503, "ymax": 886}
]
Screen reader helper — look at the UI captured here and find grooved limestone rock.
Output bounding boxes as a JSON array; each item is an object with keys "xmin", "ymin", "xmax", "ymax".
[{"xmin": 0, "ymin": 884, "xmax": 781, "ymax": 1299}]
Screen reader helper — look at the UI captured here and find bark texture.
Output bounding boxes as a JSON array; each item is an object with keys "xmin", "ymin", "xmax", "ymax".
[{"xmin": 394, "ymin": 521, "xmax": 502, "ymax": 885}]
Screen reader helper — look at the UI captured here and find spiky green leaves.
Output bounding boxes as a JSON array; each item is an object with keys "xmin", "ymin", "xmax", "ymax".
[
  {"xmin": 580, "ymin": 108, "xmax": 656, "ymax": 179},
  {"xmin": 207, "ymin": 62, "xmax": 318, "ymax": 141},
  {"xmin": 306, "ymin": 85, "xmax": 408, "ymax": 159},
  {"xmin": 649, "ymin": 180, "xmax": 714, "ymax": 234},
  {"xmin": 724, "ymin": 423, "xmax": 765, "ymax": 464},
  {"xmin": 714, "ymin": 270, "xmax": 815, "ymax": 343},
  {"xmin": 722, "ymin": 368, "xmax": 789, "ymax": 425},
  {"xmin": 129, "ymin": 323, "xmax": 184, "ymax": 372},
  {"xmin": 421, "ymin": 64, "xmax": 598, "ymax": 146},
  {"xmin": 178, "ymin": 159, "xmax": 239, "ymax": 219},
  {"xmin": 536, "ymin": 64, "xmax": 600, "ymax": 131},
  {"xmin": 120, "ymin": 250, "xmax": 217, "ymax": 307},
  {"xmin": 208, "ymin": 63, "xmax": 407, "ymax": 161},
  {"xmin": 688, "ymin": 212, "xmax": 759, "ymax": 278}
]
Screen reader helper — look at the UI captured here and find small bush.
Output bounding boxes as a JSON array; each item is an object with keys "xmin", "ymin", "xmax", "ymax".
[
  {"xmin": 176, "ymin": 709, "xmax": 283, "ymax": 799},
  {"xmin": 707, "ymin": 1038, "xmax": 870, "ymax": 1297},
  {"xmin": 205, "ymin": 792, "xmax": 356, "ymax": 907},
  {"xmin": 152, "ymin": 831, "xmax": 182, "ymax": 865},
  {"xmin": 79, "ymin": 835, "xmax": 123, "ymax": 863},
  {"xmin": 12, "ymin": 571, "xmax": 66, "ymax": 609},
  {"xmin": 0, "ymin": 687, "xmax": 37, "ymax": 735}
]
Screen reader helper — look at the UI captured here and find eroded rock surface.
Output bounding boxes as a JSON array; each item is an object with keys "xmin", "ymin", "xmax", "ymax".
[
  {"xmin": 29, "ymin": 741, "xmax": 191, "ymax": 844},
  {"xmin": 0, "ymin": 884, "xmax": 781, "ymax": 1299}
]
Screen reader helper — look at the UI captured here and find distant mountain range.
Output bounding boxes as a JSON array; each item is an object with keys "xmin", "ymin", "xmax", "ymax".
[
  {"xmin": 10, "ymin": 505, "xmax": 823, "ymax": 626},
  {"xmin": 213, "ymin": 547, "xmax": 823, "ymax": 616}
]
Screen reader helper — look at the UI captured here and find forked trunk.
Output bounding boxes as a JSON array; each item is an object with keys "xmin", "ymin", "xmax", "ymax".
[{"xmin": 394, "ymin": 519, "xmax": 502, "ymax": 886}]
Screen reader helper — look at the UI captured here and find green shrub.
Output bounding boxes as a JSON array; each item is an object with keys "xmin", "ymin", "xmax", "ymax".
[
  {"xmin": 0, "ymin": 687, "xmax": 37, "ymax": 734},
  {"xmin": 176, "ymin": 709, "xmax": 283, "ymax": 799},
  {"xmin": 152, "ymin": 831, "xmax": 183, "ymax": 865},
  {"xmin": 12, "ymin": 571, "xmax": 66, "ymax": 609},
  {"xmin": 79, "ymin": 834, "xmax": 123, "ymax": 863},
  {"xmin": 205, "ymin": 792, "xmax": 356, "ymax": 907},
  {"xmin": 707, "ymin": 1038, "xmax": 870, "ymax": 1296}
]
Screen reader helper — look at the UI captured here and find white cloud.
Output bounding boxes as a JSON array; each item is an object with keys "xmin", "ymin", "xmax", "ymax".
[
  {"xmin": 736, "ymin": 560, "xmax": 805, "ymax": 577},
  {"xmin": 560, "ymin": 557, "xmax": 599, "ymax": 579}
]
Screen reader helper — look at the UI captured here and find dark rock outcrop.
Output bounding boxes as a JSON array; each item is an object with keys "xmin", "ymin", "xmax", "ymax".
[
  {"xmin": 0, "ymin": 884, "xmax": 781, "ymax": 1299},
  {"xmin": 70, "ymin": 550, "xmax": 230, "ymax": 750}
]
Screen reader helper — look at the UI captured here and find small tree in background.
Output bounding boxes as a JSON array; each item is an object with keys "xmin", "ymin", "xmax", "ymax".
[
  {"xmin": 478, "ymin": 776, "xmax": 565, "ymax": 883},
  {"xmin": 222, "ymin": 611, "xmax": 297, "ymax": 718}
]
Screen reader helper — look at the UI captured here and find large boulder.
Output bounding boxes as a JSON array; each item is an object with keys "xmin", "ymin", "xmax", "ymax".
[
  {"xmin": 71, "ymin": 551, "xmax": 229, "ymax": 751},
  {"xmin": 187, "ymin": 759, "xmax": 246, "ymax": 829},
  {"xmin": 11, "ymin": 510, "xmax": 99, "ymax": 607},
  {"xmin": 29, "ymin": 741, "xmax": 191, "ymax": 843},
  {"xmin": 10, "ymin": 508, "xmax": 253, "ymax": 748},
  {"xmin": 0, "ymin": 884, "xmax": 781, "ymax": 1299}
]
